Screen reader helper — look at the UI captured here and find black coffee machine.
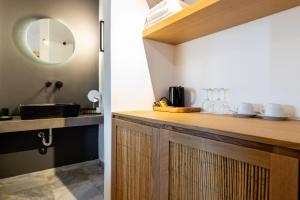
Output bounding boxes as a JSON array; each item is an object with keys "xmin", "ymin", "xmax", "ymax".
[{"xmin": 169, "ymin": 86, "xmax": 185, "ymax": 107}]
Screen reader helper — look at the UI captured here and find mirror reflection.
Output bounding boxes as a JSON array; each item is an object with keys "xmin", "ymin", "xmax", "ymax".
[{"xmin": 26, "ymin": 18, "xmax": 75, "ymax": 64}]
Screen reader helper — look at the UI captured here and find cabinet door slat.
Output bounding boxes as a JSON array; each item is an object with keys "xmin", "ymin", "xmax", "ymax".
[{"xmin": 169, "ymin": 141, "xmax": 271, "ymax": 200}]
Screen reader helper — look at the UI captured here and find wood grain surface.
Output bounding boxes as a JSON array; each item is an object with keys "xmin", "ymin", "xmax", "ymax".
[
  {"xmin": 113, "ymin": 111, "xmax": 300, "ymax": 151},
  {"xmin": 112, "ymin": 119, "xmax": 160, "ymax": 200},
  {"xmin": 143, "ymin": 0, "xmax": 300, "ymax": 44},
  {"xmin": 112, "ymin": 115, "xmax": 299, "ymax": 199}
]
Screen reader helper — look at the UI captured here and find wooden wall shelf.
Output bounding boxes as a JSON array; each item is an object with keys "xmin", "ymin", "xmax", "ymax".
[{"xmin": 143, "ymin": 0, "xmax": 300, "ymax": 45}]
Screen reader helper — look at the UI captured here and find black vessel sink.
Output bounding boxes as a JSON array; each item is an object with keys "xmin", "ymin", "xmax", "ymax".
[{"xmin": 19, "ymin": 104, "xmax": 80, "ymax": 120}]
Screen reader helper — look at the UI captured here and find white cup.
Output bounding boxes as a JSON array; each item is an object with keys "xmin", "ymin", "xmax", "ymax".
[
  {"xmin": 237, "ymin": 103, "xmax": 254, "ymax": 115},
  {"xmin": 263, "ymin": 103, "xmax": 284, "ymax": 117},
  {"xmin": 96, "ymin": 107, "xmax": 101, "ymax": 114}
]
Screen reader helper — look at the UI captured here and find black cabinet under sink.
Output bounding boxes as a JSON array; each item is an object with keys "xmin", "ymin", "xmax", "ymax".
[{"xmin": 19, "ymin": 104, "xmax": 80, "ymax": 120}]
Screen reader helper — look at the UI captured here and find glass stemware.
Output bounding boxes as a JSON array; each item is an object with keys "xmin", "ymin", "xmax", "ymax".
[
  {"xmin": 208, "ymin": 88, "xmax": 215, "ymax": 113},
  {"xmin": 202, "ymin": 88, "xmax": 230, "ymax": 114},
  {"xmin": 202, "ymin": 89, "xmax": 210, "ymax": 112},
  {"xmin": 214, "ymin": 88, "xmax": 223, "ymax": 114},
  {"xmin": 221, "ymin": 88, "xmax": 231, "ymax": 114}
]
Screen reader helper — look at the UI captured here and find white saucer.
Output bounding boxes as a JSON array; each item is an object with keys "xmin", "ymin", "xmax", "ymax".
[
  {"xmin": 233, "ymin": 113, "xmax": 256, "ymax": 118},
  {"xmin": 257, "ymin": 114, "xmax": 288, "ymax": 121}
]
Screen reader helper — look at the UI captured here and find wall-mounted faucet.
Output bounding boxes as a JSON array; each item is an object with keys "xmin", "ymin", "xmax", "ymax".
[
  {"xmin": 43, "ymin": 81, "xmax": 63, "ymax": 90},
  {"xmin": 45, "ymin": 81, "xmax": 52, "ymax": 88},
  {"xmin": 55, "ymin": 81, "xmax": 63, "ymax": 90}
]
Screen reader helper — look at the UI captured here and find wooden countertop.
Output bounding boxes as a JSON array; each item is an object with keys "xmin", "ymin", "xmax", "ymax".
[
  {"xmin": 0, "ymin": 115, "xmax": 103, "ymax": 133},
  {"xmin": 113, "ymin": 111, "xmax": 300, "ymax": 151}
]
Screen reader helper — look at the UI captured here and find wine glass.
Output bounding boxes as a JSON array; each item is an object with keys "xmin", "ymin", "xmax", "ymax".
[
  {"xmin": 202, "ymin": 89, "xmax": 210, "ymax": 112},
  {"xmin": 208, "ymin": 88, "xmax": 215, "ymax": 113},
  {"xmin": 214, "ymin": 88, "xmax": 223, "ymax": 114},
  {"xmin": 221, "ymin": 88, "xmax": 231, "ymax": 114}
]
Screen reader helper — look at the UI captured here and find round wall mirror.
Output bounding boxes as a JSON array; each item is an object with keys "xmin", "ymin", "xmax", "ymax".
[{"xmin": 26, "ymin": 18, "xmax": 75, "ymax": 64}]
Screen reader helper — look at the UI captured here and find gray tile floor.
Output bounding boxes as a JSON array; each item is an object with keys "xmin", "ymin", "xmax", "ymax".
[{"xmin": 0, "ymin": 160, "xmax": 104, "ymax": 200}]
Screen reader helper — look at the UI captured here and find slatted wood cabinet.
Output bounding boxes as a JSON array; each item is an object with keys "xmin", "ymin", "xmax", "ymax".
[
  {"xmin": 112, "ymin": 119, "xmax": 160, "ymax": 200},
  {"xmin": 112, "ymin": 117, "xmax": 299, "ymax": 200}
]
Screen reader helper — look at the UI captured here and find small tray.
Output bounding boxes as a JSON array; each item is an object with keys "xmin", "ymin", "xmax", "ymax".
[
  {"xmin": 153, "ymin": 106, "xmax": 201, "ymax": 113},
  {"xmin": 0, "ymin": 116, "xmax": 13, "ymax": 121}
]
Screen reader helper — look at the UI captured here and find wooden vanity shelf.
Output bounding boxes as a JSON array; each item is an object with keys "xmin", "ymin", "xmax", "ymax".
[
  {"xmin": 143, "ymin": 0, "xmax": 300, "ymax": 45},
  {"xmin": 0, "ymin": 115, "xmax": 103, "ymax": 133}
]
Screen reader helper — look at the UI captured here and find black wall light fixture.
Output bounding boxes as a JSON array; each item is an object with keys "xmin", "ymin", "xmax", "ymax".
[{"xmin": 100, "ymin": 20, "xmax": 104, "ymax": 52}]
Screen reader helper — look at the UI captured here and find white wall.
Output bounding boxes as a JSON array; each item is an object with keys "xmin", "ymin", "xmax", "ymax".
[
  {"xmin": 40, "ymin": 19, "xmax": 50, "ymax": 61},
  {"xmin": 144, "ymin": 39, "xmax": 176, "ymax": 100},
  {"xmin": 111, "ymin": 0, "xmax": 174, "ymax": 112},
  {"xmin": 174, "ymin": 6, "xmax": 300, "ymax": 117},
  {"xmin": 49, "ymin": 20, "xmax": 75, "ymax": 63},
  {"xmin": 103, "ymin": 0, "xmax": 111, "ymax": 198},
  {"xmin": 105, "ymin": 0, "xmax": 174, "ymax": 199},
  {"xmin": 27, "ymin": 22, "xmax": 40, "ymax": 51},
  {"xmin": 111, "ymin": 0, "xmax": 152, "ymax": 112},
  {"xmin": 98, "ymin": 0, "xmax": 104, "ymax": 164}
]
